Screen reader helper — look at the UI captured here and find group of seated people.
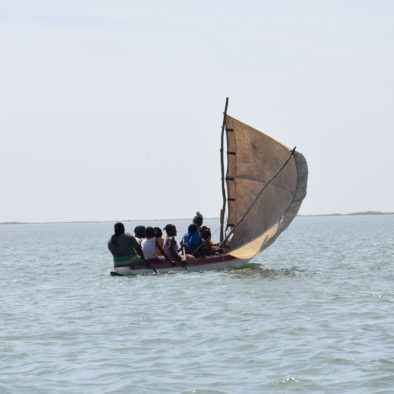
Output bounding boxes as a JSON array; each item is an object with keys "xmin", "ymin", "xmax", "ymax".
[{"xmin": 108, "ymin": 212, "xmax": 218, "ymax": 267}]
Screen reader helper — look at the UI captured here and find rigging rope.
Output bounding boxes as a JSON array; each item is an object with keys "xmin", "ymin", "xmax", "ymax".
[{"xmin": 218, "ymin": 147, "xmax": 296, "ymax": 249}]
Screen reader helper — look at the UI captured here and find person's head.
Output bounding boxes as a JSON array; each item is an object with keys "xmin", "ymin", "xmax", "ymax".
[
  {"xmin": 193, "ymin": 211, "xmax": 203, "ymax": 227},
  {"xmin": 114, "ymin": 222, "xmax": 125, "ymax": 236},
  {"xmin": 164, "ymin": 224, "xmax": 177, "ymax": 237},
  {"xmin": 145, "ymin": 227, "xmax": 155, "ymax": 239},
  {"xmin": 134, "ymin": 225, "xmax": 146, "ymax": 239},
  {"xmin": 201, "ymin": 226, "xmax": 211, "ymax": 240},
  {"xmin": 154, "ymin": 227, "xmax": 163, "ymax": 238},
  {"xmin": 188, "ymin": 223, "xmax": 198, "ymax": 234},
  {"xmin": 111, "ymin": 222, "xmax": 125, "ymax": 245}
]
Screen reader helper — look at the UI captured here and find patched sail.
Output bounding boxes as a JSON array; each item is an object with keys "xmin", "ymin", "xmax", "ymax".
[{"xmin": 223, "ymin": 115, "xmax": 308, "ymax": 259}]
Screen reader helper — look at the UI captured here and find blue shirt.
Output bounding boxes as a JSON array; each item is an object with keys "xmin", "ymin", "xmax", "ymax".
[{"xmin": 183, "ymin": 230, "xmax": 202, "ymax": 253}]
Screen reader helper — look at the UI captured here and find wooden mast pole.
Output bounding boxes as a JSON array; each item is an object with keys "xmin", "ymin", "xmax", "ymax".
[{"xmin": 220, "ymin": 97, "xmax": 229, "ymax": 243}]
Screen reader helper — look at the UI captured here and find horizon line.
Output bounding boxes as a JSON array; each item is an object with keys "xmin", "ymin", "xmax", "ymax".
[{"xmin": 1, "ymin": 211, "xmax": 393, "ymax": 225}]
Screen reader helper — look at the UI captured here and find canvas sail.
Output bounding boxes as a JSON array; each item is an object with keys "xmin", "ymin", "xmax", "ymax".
[{"xmin": 224, "ymin": 115, "xmax": 308, "ymax": 260}]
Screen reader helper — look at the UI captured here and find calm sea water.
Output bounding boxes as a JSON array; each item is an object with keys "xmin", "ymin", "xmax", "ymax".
[{"xmin": 0, "ymin": 216, "xmax": 393, "ymax": 393}]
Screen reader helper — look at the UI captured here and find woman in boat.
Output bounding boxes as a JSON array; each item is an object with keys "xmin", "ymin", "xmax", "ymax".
[
  {"xmin": 183, "ymin": 223, "xmax": 204, "ymax": 257},
  {"xmin": 108, "ymin": 222, "xmax": 147, "ymax": 267},
  {"xmin": 134, "ymin": 225, "xmax": 146, "ymax": 244},
  {"xmin": 154, "ymin": 227, "xmax": 164, "ymax": 257},
  {"xmin": 163, "ymin": 224, "xmax": 194, "ymax": 262},
  {"xmin": 201, "ymin": 226, "xmax": 216, "ymax": 255},
  {"xmin": 141, "ymin": 227, "xmax": 157, "ymax": 260},
  {"xmin": 192, "ymin": 211, "xmax": 214, "ymax": 255},
  {"xmin": 193, "ymin": 211, "xmax": 203, "ymax": 230}
]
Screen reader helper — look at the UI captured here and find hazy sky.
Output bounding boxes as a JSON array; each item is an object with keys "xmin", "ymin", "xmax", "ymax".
[{"xmin": 1, "ymin": 0, "xmax": 393, "ymax": 222}]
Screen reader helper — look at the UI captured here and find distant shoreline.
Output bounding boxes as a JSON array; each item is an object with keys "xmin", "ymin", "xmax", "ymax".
[
  {"xmin": 1, "ymin": 211, "xmax": 393, "ymax": 225},
  {"xmin": 299, "ymin": 211, "xmax": 394, "ymax": 217}
]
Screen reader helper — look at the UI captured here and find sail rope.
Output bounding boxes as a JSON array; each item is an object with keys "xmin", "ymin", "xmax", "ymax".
[{"xmin": 218, "ymin": 147, "xmax": 296, "ymax": 249}]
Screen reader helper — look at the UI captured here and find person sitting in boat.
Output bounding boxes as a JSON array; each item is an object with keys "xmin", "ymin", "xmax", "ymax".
[
  {"xmin": 108, "ymin": 222, "xmax": 147, "ymax": 268},
  {"xmin": 154, "ymin": 227, "xmax": 164, "ymax": 257},
  {"xmin": 192, "ymin": 211, "xmax": 214, "ymax": 254},
  {"xmin": 193, "ymin": 211, "xmax": 204, "ymax": 231},
  {"xmin": 149, "ymin": 226, "xmax": 174, "ymax": 263},
  {"xmin": 183, "ymin": 223, "xmax": 204, "ymax": 258},
  {"xmin": 141, "ymin": 227, "xmax": 158, "ymax": 260},
  {"xmin": 201, "ymin": 226, "xmax": 216, "ymax": 255},
  {"xmin": 134, "ymin": 225, "xmax": 146, "ymax": 244},
  {"xmin": 163, "ymin": 224, "xmax": 194, "ymax": 262}
]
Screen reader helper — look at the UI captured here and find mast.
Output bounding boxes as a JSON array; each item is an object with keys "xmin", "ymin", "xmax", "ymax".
[{"xmin": 220, "ymin": 97, "xmax": 229, "ymax": 243}]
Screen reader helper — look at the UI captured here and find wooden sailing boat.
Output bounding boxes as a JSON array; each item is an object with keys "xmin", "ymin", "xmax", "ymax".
[{"xmin": 114, "ymin": 98, "xmax": 308, "ymax": 275}]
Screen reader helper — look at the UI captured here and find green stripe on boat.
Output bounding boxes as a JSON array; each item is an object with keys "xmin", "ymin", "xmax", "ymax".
[
  {"xmin": 113, "ymin": 254, "xmax": 135, "ymax": 262},
  {"xmin": 113, "ymin": 253, "xmax": 148, "ymax": 267}
]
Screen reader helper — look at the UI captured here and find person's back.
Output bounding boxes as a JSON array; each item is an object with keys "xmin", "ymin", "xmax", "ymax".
[
  {"xmin": 201, "ymin": 226, "xmax": 215, "ymax": 255},
  {"xmin": 183, "ymin": 223, "xmax": 203, "ymax": 257},
  {"xmin": 108, "ymin": 222, "xmax": 146, "ymax": 267},
  {"xmin": 163, "ymin": 224, "xmax": 184, "ymax": 262},
  {"xmin": 141, "ymin": 227, "xmax": 157, "ymax": 260},
  {"xmin": 108, "ymin": 232, "xmax": 139, "ymax": 258},
  {"xmin": 163, "ymin": 237, "xmax": 177, "ymax": 260},
  {"xmin": 153, "ymin": 227, "xmax": 163, "ymax": 256}
]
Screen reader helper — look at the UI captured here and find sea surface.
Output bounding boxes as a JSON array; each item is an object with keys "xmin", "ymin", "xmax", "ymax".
[{"xmin": 0, "ymin": 215, "xmax": 393, "ymax": 393}]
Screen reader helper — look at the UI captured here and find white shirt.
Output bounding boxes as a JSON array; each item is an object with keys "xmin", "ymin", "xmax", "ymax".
[{"xmin": 141, "ymin": 237, "xmax": 157, "ymax": 259}]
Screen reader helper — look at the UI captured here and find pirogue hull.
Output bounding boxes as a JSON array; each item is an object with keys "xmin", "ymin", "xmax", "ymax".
[{"xmin": 112, "ymin": 254, "xmax": 251, "ymax": 276}]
